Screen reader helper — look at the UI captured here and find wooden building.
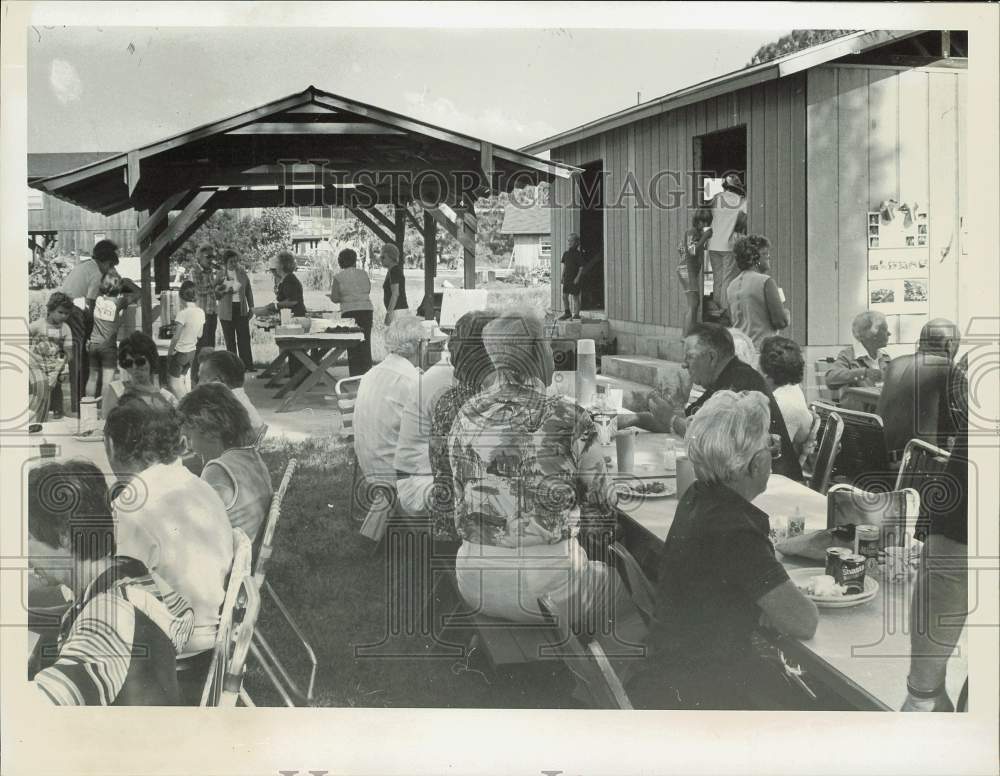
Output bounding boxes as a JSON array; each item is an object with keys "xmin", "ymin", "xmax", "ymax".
[
  {"xmin": 524, "ymin": 30, "xmax": 967, "ymax": 363},
  {"xmin": 28, "ymin": 153, "xmax": 139, "ymax": 256},
  {"xmin": 500, "ymin": 202, "xmax": 551, "ymax": 271}
]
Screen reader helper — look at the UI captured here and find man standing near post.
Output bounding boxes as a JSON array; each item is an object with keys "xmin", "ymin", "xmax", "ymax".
[
  {"xmin": 558, "ymin": 232, "xmax": 585, "ymax": 321},
  {"xmin": 57, "ymin": 239, "xmax": 120, "ymax": 414},
  {"xmin": 189, "ymin": 244, "xmax": 220, "ymax": 385}
]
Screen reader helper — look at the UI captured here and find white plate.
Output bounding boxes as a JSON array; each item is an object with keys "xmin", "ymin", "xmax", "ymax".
[
  {"xmin": 612, "ymin": 479, "xmax": 676, "ymax": 500},
  {"xmin": 788, "ymin": 567, "xmax": 879, "ymax": 609},
  {"xmin": 72, "ymin": 432, "xmax": 104, "ymax": 443}
]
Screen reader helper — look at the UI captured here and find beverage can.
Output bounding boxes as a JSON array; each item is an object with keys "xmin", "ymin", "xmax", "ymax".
[
  {"xmin": 855, "ymin": 524, "xmax": 881, "ymax": 558},
  {"xmin": 825, "ymin": 547, "xmax": 853, "ymax": 577},
  {"xmin": 834, "ymin": 553, "xmax": 867, "ymax": 594}
]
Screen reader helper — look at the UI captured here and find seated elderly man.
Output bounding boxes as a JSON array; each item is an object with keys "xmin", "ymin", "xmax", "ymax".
[
  {"xmin": 177, "ymin": 383, "xmax": 273, "ymax": 543},
  {"xmin": 104, "ymin": 402, "xmax": 233, "ymax": 658},
  {"xmin": 664, "ymin": 323, "xmax": 802, "ymax": 481},
  {"xmin": 196, "ymin": 348, "xmax": 264, "ymax": 434},
  {"xmin": 448, "ymin": 311, "xmax": 628, "ymax": 629},
  {"xmin": 29, "ymin": 461, "xmax": 194, "ymax": 705},
  {"xmin": 627, "ymin": 391, "xmax": 819, "ymax": 710},
  {"xmin": 353, "ymin": 312, "xmax": 426, "ymax": 535},
  {"xmin": 825, "ymin": 310, "xmax": 892, "ymax": 396},
  {"xmin": 877, "ymin": 318, "xmax": 965, "ymax": 461}
]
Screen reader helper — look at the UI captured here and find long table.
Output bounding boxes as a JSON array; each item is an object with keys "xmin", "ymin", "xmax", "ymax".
[
  {"xmin": 260, "ymin": 331, "xmax": 364, "ymax": 413},
  {"xmin": 612, "ymin": 431, "xmax": 967, "ymax": 711}
]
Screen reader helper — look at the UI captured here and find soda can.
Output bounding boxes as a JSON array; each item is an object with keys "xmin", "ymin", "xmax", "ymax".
[
  {"xmin": 825, "ymin": 547, "xmax": 853, "ymax": 577},
  {"xmin": 835, "ymin": 553, "xmax": 867, "ymax": 594},
  {"xmin": 855, "ymin": 524, "xmax": 881, "ymax": 558}
]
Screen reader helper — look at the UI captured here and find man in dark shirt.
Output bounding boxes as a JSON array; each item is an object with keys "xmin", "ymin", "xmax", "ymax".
[
  {"xmin": 669, "ymin": 323, "xmax": 802, "ymax": 480},
  {"xmin": 626, "ymin": 390, "xmax": 818, "ymax": 709},
  {"xmin": 380, "ymin": 244, "xmax": 409, "ymax": 325},
  {"xmin": 558, "ymin": 233, "xmax": 584, "ymax": 321},
  {"xmin": 878, "ymin": 318, "xmax": 964, "ymax": 460}
]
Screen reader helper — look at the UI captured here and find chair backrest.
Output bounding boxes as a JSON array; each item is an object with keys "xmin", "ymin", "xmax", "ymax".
[
  {"xmin": 536, "ymin": 594, "xmax": 633, "ymax": 710},
  {"xmin": 839, "ymin": 387, "xmax": 880, "ymax": 414},
  {"xmin": 334, "ymin": 376, "xmax": 363, "ymax": 441},
  {"xmin": 895, "ymin": 438, "xmax": 951, "ymax": 491},
  {"xmin": 813, "ymin": 358, "xmax": 840, "ymax": 404},
  {"xmin": 808, "ymin": 411, "xmax": 844, "ymax": 495},
  {"xmin": 253, "ymin": 459, "xmax": 298, "ymax": 585},
  {"xmin": 201, "ymin": 528, "xmax": 256, "ymax": 706},
  {"xmin": 252, "ymin": 424, "xmax": 269, "ymax": 451},
  {"xmin": 810, "ymin": 401, "xmax": 889, "ymax": 484},
  {"xmin": 826, "ymin": 484, "xmax": 921, "ymax": 546}
]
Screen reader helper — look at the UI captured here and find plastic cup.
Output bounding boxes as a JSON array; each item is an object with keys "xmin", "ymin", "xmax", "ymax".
[
  {"xmin": 676, "ymin": 454, "xmax": 696, "ymax": 499},
  {"xmin": 615, "ymin": 428, "xmax": 637, "ymax": 473}
]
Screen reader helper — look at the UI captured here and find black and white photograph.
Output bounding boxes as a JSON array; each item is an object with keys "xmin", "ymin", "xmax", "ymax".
[{"xmin": 2, "ymin": 4, "xmax": 998, "ymax": 776}]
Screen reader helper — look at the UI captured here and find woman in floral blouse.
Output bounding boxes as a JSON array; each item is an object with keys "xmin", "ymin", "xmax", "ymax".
[{"xmin": 446, "ymin": 312, "xmax": 618, "ymax": 627}]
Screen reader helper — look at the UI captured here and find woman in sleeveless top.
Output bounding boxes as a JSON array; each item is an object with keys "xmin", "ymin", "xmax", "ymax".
[
  {"xmin": 177, "ymin": 383, "xmax": 273, "ymax": 543},
  {"xmin": 726, "ymin": 235, "xmax": 789, "ymax": 353},
  {"xmin": 101, "ymin": 332, "xmax": 177, "ymax": 419}
]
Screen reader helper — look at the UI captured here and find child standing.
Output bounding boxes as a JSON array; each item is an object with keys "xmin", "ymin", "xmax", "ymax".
[
  {"xmin": 167, "ymin": 280, "xmax": 205, "ymax": 399},
  {"xmin": 85, "ymin": 272, "xmax": 138, "ymax": 399},
  {"xmin": 29, "ymin": 292, "xmax": 75, "ymax": 419},
  {"xmin": 677, "ymin": 208, "xmax": 714, "ymax": 334}
]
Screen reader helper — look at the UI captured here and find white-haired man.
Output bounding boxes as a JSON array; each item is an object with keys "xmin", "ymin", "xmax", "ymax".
[
  {"xmin": 824, "ymin": 310, "xmax": 892, "ymax": 397},
  {"xmin": 627, "ymin": 389, "xmax": 819, "ymax": 710},
  {"xmin": 353, "ymin": 312, "xmax": 426, "ymax": 535}
]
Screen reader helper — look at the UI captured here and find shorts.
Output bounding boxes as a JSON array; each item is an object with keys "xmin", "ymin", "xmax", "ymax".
[
  {"xmin": 87, "ymin": 343, "xmax": 118, "ymax": 370},
  {"xmin": 562, "ymin": 282, "xmax": 580, "ymax": 295},
  {"xmin": 168, "ymin": 350, "xmax": 196, "ymax": 378}
]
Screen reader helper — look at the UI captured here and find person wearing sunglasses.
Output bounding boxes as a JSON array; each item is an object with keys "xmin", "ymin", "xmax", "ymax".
[
  {"xmin": 627, "ymin": 390, "xmax": 818, "ymax": 710},
  {"xmin": 100, "ymin": 332, "xmax": 177, "ymax": 419}
]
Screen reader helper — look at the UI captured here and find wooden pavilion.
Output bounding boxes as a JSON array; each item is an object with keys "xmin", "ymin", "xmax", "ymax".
[{"xmin": 29, "ymin": 85, "xmax": 578, "ymax": 332}]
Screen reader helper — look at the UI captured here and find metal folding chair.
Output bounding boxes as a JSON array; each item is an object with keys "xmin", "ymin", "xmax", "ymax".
[
  {"xmin": 826, "ymin": 484, "xmax": 921, "ymax": 546},
  {"xmin": 201, "ymin": 529, "xmax": 258, "ymax": 707},
  {"xmin": 246, "ymin": 459, "xmax": 318, "ymax": 706},
  {"xmin": 334, "ymin": 376, "xmax": 363, "ymax": 523},
  {"xmin": 252, "ymin": 423, "xmax": 269, "ymax": 451},
  {"xmin": 608, "ymin": 543, "xmax": 658, "ymax": 628},
  {"xmin": 807, "ymin": 411, "xmax": 844, "ymax": 495},
  {"xmin": 894, "ymin": 438, "xmax": 951, "ymax": 540},
  {"xmin": 810, "ymin": 401, "xmax": 890, "ymax": 487},
  {"xmin": 536, "ymin": 594, "xmax": 633, "ymax": 710}
]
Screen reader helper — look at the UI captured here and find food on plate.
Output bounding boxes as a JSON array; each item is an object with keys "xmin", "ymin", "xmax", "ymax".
[
  {"xmin": 629, "ymin": 481, "xmax": 668, "ymax": 495},
  {"xmin": 797, "ymin": 574, "xmax": 847, "ymax": 598}
]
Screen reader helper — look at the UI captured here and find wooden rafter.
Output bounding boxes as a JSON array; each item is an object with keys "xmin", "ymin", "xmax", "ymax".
[
  {"xmin": 143, "ymin": 189, "xmax": 222, "ymax": 268},
  {"xmin": 226, "ymin": 122, "xmax": 406, "ymax": 136},
  {"xmin": 347, "ymin": 207, "xmax": 394, "ymax": 244},
  {"xmin": 138, "ymin": 189, "xmax": 191, "ymax": 244}
]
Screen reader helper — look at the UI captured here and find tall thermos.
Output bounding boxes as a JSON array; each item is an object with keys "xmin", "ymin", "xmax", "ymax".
[{"xmin": 577, "ymin": 338, "xmax": 597, "ymax": 407}]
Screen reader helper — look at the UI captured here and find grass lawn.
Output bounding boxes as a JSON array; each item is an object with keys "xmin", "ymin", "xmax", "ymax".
[{"xmin": 249, "ymin": 432, "xmax": 580, "ymax": 708}]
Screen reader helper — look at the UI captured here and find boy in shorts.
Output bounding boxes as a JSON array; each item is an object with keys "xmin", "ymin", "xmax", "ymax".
[
  {"xmin": 85, "ymin": 272, "xmax": 138, "ymax": 398},
  {"xmin": 167, "ymin": 281, "xmax": 205, "ymax": 400}
]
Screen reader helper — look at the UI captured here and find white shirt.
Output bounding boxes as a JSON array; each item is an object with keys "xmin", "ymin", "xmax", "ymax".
[
  {"xmin": 354, "ymin": 354, "xmax": 421, "ymax": 479},
  {"xmin": 772, "ymin": 383, "xmax": 813, "ymax": 450},
  {"xmin": 394, "ymin": 362, "xmax": 455, "ymax": 513},
  {"xmin": 113, "ymin": 460, "xmax": 234, "ymax": 655},
  {"xmin": 707, "ymin": 190, "xmax": 747, "ymax": 252},
  {"xmin": 232, "ymin": 387, "xmax": 264, "ymax": 432},
  {"xmin": 173, "ymin": 304, "xmax": 206, "ymax": 354},
  {"xmin": 853, "ymin": 340, "xmax": 889, "ymax": 366}
]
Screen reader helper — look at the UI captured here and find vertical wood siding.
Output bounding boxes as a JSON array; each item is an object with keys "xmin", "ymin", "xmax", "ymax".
[
  {"xmin": 28, "ymin": 194, "xmax": 139, "ymax": 255},
  {"xmin": 806, "ymin": 65, "xmax": 965, "ymax": 345},
  {"xmin": 550, "ymin": 73, "xmax": 809, "ymax": 341}
]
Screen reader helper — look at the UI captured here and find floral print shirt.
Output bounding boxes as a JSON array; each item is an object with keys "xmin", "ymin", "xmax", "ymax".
[
  {"xmin": 428, "ymin": 383, "xmax": 477, "ymax": 542},
  {"xmin": 447, "ymin": 381, "xmax": 612, "ymax": 547}
]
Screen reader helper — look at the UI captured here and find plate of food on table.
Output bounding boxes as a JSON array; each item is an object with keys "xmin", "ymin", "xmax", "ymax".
[{"xmin": 788, "ymin": 566, "xmax": 879, "ymax": 609}]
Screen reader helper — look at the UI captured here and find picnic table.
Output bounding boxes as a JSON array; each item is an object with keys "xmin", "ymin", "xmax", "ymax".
[
  {"xmin": 259, "ymin": 331, "xmax": 364, "ymax": 413},
  {"xmin": 612, "ymin": 431, "xmax": 967, "ymax": 711}
]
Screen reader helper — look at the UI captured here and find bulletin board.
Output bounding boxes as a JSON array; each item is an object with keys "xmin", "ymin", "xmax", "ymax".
[{"xmin": 866, "ymin": 209, "xmax": 930, "ymax": 317}]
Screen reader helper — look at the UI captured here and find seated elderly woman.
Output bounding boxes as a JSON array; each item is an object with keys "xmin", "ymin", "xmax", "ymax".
[
  {"xmin": 760, "ymin": 335, "xmax": 814, "ymax": 462},
  {"xmin": 104, "ymin": 402, "xmax": 233, "ymax": 659},
  {"xmin": 101, "ymin": 331, "xmax": 177, "ymax": 418},
  {"xmin": 626, "ymin": 390, "xmax": 819, "ymax": 710},
  {"xmin": 447, "ymin": 311, "xmax": 626, "ymax": 628},
  {"xmin": 177, "ymin": 383, "xmax": 273, "ymax": 543},
  {"xmin": 195, "ymin": 348, "xmax": 264, "ymax": 434},
  {"xmin": 824, "ymin": 309, "xmax": 892, "ymax": 396},
  {"xmin": 28, "ymin": 460, "xmax": 194, "ymax": 705},
  {"xmin": 353, "ymin": 312, "xmax": 426, "ymax": 536}
]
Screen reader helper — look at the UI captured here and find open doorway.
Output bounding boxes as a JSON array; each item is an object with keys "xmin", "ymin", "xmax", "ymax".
[
  {"xmin": 693, "ymin": 126, "xmax": 747, "ymax": 199},
  {"xmin": 578, "ymin": 160, "xmax": 605, "ymax": 312}
]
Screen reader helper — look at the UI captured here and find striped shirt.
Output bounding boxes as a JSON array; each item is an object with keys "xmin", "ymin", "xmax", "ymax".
[{"xmin": 191, "ymin": 262, "xmax": 219, "ymax": 315}]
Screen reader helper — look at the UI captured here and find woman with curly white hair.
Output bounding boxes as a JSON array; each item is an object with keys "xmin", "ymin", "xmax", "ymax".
[
  {"xmin": 627, "ymin": 389, "xmax": 819, "ymax": 710},
  {"xmin": 353, "ymin": 312, "xmax": 427, "ymax": 537}
]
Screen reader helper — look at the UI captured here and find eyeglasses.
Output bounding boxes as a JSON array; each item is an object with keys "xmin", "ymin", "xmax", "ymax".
[{"xmin": 119, "ymin": 356, "xmax": 148, "ymax": 369}]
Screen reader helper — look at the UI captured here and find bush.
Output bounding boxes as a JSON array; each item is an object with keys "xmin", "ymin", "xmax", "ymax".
[{"xmin": 29, "ymin": 253, "xmax": 72, "ymax": 290}]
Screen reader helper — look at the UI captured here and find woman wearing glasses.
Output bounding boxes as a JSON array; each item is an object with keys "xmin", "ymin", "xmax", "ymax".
[{"xmin": 101, "ymin": 332, "xmax": 177, "ymax": 418}]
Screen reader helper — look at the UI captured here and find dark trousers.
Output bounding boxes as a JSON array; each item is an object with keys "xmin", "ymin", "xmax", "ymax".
[
  {"xmin": 191, "ymin": 313, "xmax": 218, "ymax": 384},
  {"xmin": 220, "ymin": 315, "xmax": 254, "ymax": 370},
  {"xmin": 344, "ymin": 309, "xmax": 373, "ymax": 376},
  {"xmin": 65, "ymin": 306, "xmax": 87, "ymax": 414}
]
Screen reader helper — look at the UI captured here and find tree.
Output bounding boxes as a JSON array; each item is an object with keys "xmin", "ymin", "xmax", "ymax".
[
  {"xmin": 748, "ymin": 29, "xmax": 858, "ymax": 67},
  {"xmin": 170, "ymin": 208, "xmax": 293, "ymax": 272}
]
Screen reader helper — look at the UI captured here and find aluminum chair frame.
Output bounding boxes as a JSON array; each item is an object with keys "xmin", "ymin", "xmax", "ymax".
[
  {"xmin": 810, "ymin": 401, "xmax": 890, "ymax": 485},
  {"xmin": 247, "ymin": 459, "xmax": 319, "ymax": 706},
  {"xmin": 334, "ymin": 376, "xmax": 363, "ymax": 524},
  {"xmin": 807, "ymin": 411, "xmax": 844, "ymax": 495},
  {"xmin": 894, "ymin": 438, "xmax": 951, "ymax": 491},
  {"xmin": 826, "ymin": 484, "xmax": 921, "ymax": 546}
]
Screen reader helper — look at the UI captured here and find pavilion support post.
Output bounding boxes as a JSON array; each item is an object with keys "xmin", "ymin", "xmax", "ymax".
[
  {"xmin": 455, "ymin": 202, "xmax": 477, "ymax": 290},
  {"xmin": 422, "ymin": 211, "xmax": 437, "ymax": 320},
  {"xmin": 137, "ymin": 207, "xmax": 170, "ymax": 336},
  {"xmin": 393, "ymin": 205, "xmax": 406, "ymax": 261}
]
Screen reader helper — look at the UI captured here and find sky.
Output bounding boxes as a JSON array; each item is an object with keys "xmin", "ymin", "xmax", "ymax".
[{"xmin": 27, "ymin": 26, "xmax": 787, "ymax": 153}]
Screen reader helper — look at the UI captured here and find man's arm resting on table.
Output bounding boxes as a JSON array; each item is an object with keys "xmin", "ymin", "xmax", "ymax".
[{"xmin": 758, "ymin": 580, "xmax": 819, "ymax": 641}]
